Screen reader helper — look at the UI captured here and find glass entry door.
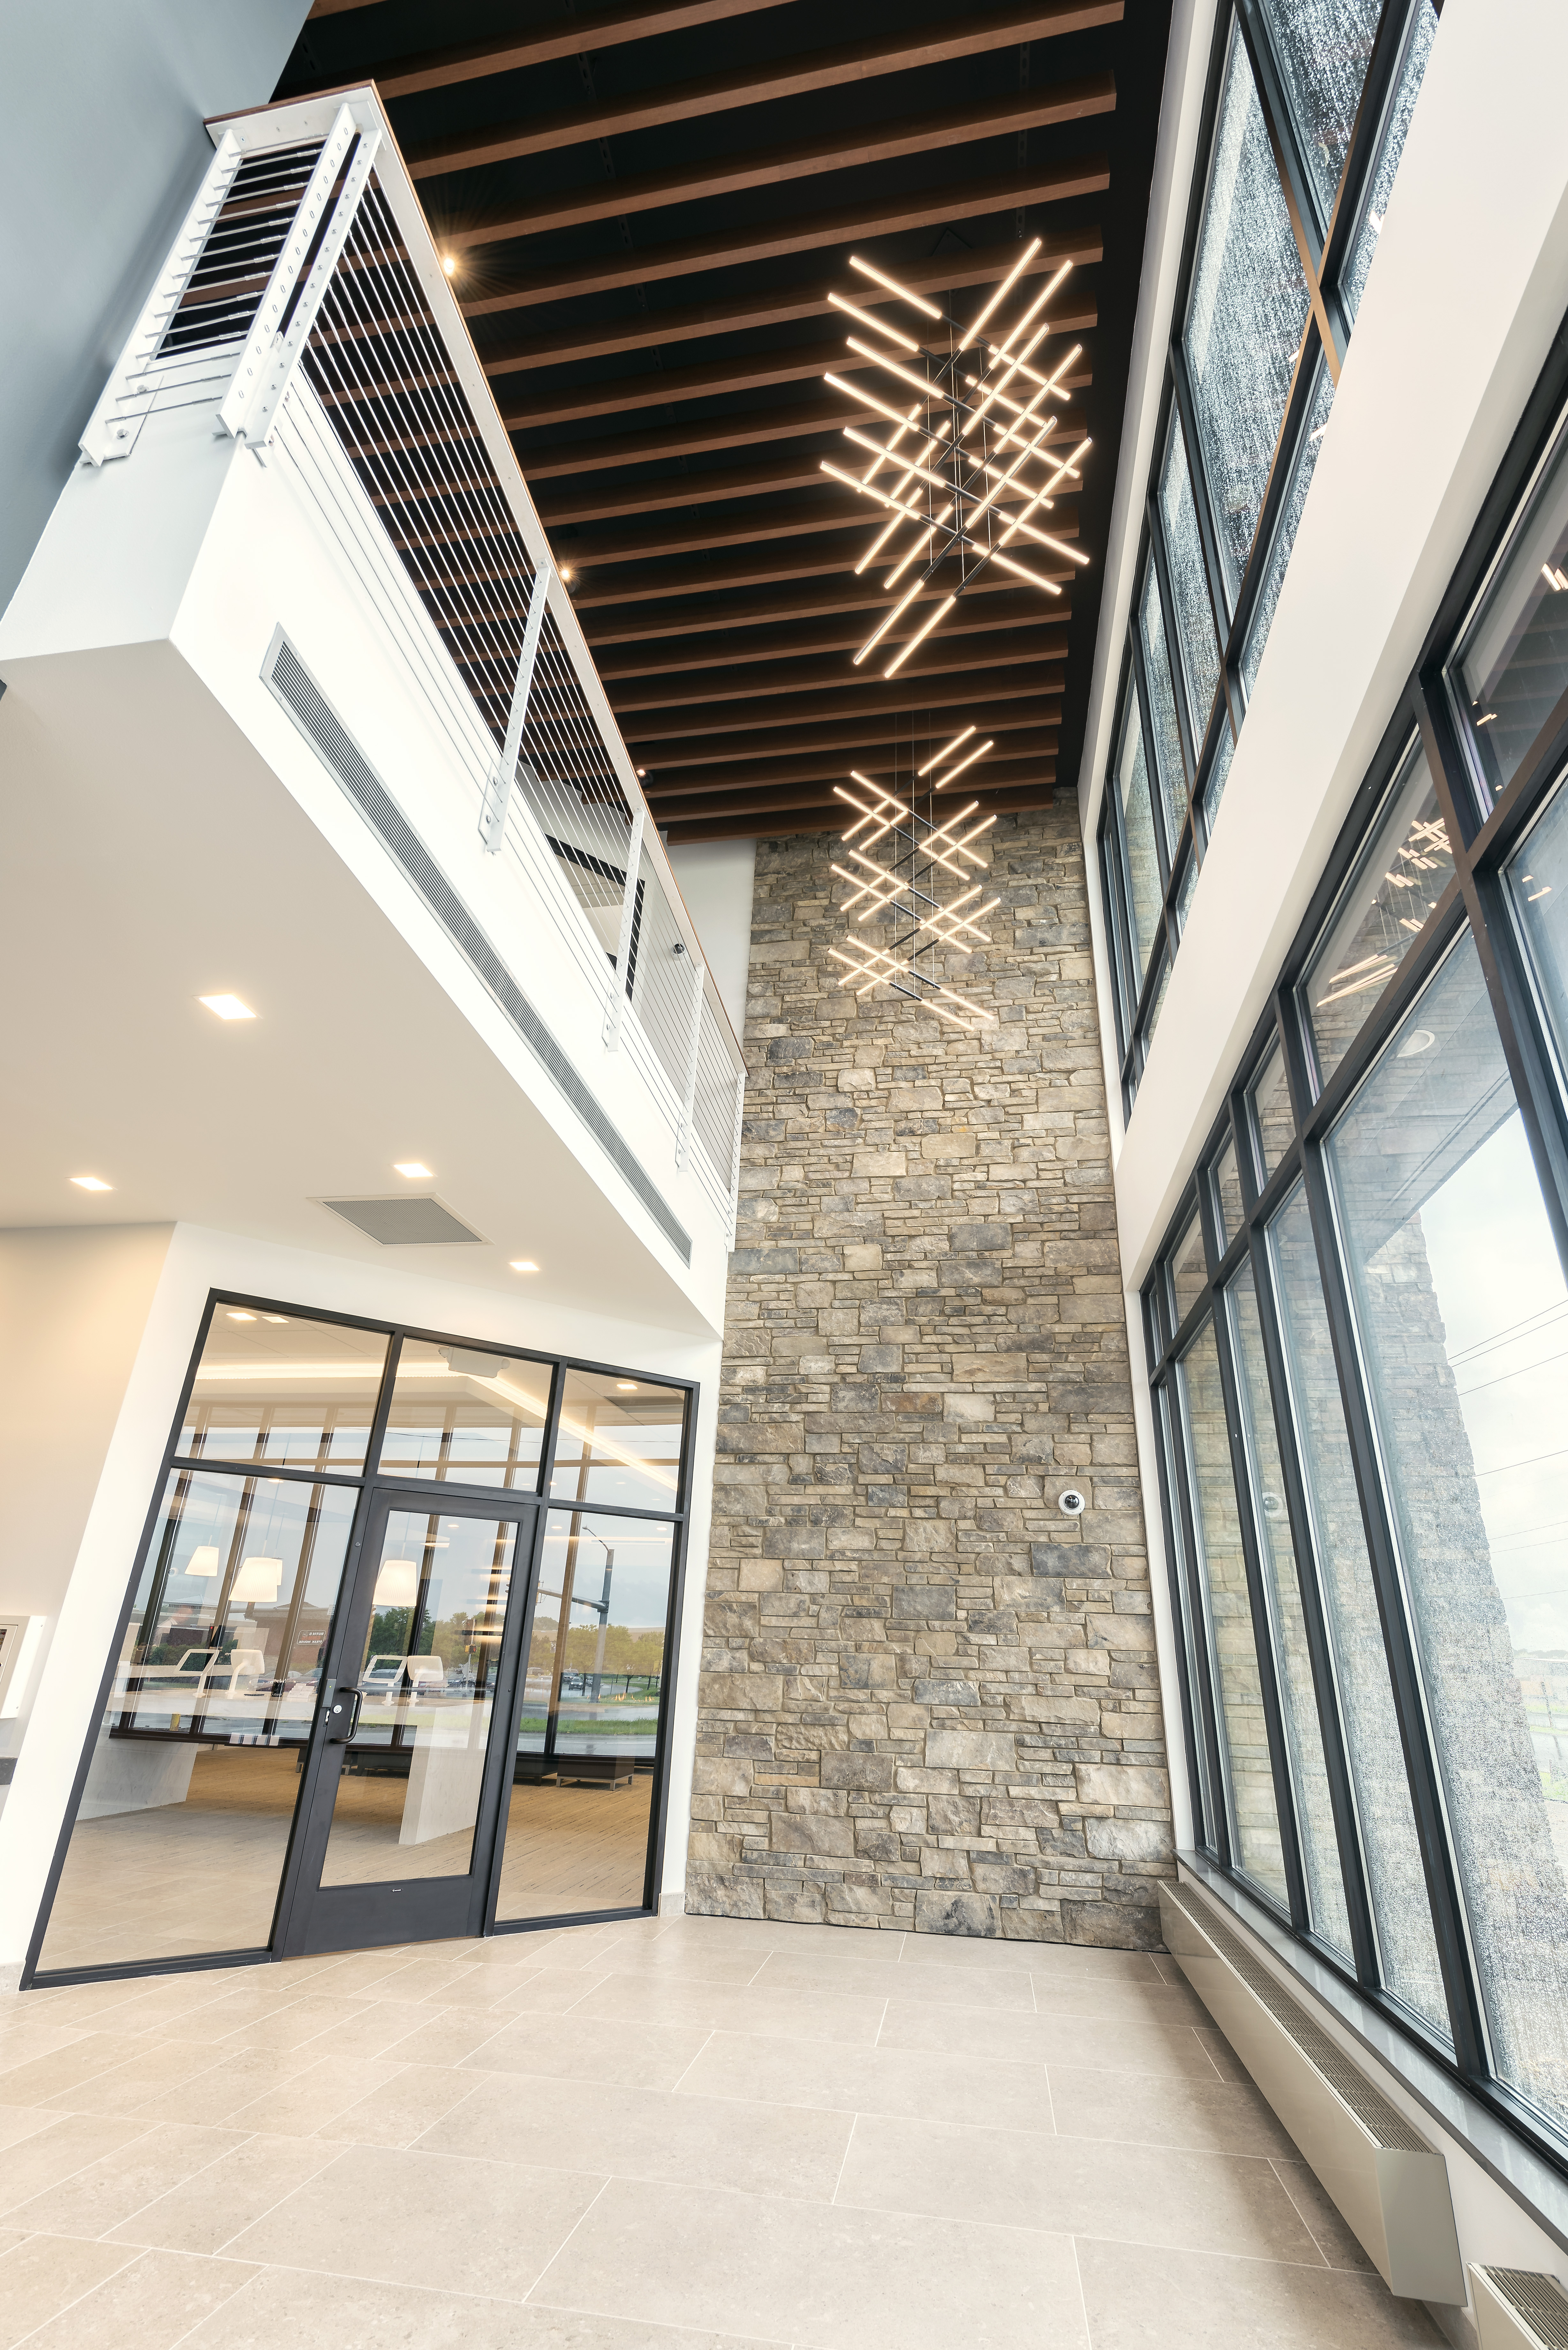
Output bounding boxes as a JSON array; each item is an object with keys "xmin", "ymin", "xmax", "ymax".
[{"xmin": 281, "ymin": 1492, "xmax": 538, "ymax": 1953}]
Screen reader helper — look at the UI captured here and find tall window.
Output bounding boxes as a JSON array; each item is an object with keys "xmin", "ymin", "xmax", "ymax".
[
  {"xmin": 1146, "ymin": 355, "xmax": 1568, "ymax": 2165},
  {"xmin": 1100, "ymin": 0, "xmax": 1440, "ymax": 1107}
]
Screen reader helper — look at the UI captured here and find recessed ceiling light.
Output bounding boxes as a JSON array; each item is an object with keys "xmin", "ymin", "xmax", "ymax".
[
  {"xmin": 199, "ymin": 994, "xmax": 255, "ymax": 1021},
  {"xmin": 616, "ymin": 1381, "xmax": 637, "ymax": 1391},
  {"xmin": 262, "ymin": 1315, "xmax": 289, "ymax": 1325},
  {"xmin": 394, "ymin": 1162, "xmax": 433, "ymax": 1179},
  {"xmin": 442, "ymin": 254, "xmax": 457, "ymax": 277},
  {"xmin": 71, "ymin": 1175, "xmax": 112, "ymax": 1192},
  {"xmin": 228, "ymin": 1311, "xmax": 257, "ymax": 1322},
  {"xmin": 560, "ymin": 565, "xmax": 574, "ymax": 581},
  {"xmin": 510, "ymin": 1259, "xmax": 539, "ymax": 1273}
]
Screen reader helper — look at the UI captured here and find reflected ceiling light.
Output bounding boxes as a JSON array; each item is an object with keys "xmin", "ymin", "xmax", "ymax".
[
  {"xmin": 820, "ymin": 245, "xmax": 1092, "ymax": 679},
  {"xmin": 616, "ymin": 1381, "xmax": 637, "ymax": 1391},
  {"xmin": 394, "ymin": 1162, "xmax": 433, "ymax": 1179},
  {"xmin": 187, "ymin": 1545, "xmax": 222, "ymax": 1578},
  {"xmin": 71, "ymin": 1175, "xmax": 112, "ymax": 1191},
  {"xmin": 442, "ymin": 254, "xmax": 457, "ymax": 277},
  {"xmin": 510, "ymin": 1259, "xmax": 539, "ymax": 1272},
  {"xmin": 231, "ymin": 1555, "xmax": 283, "ymax": 1603},
  {"xmin": 199, "ymin": 994, "xmax": 255, "ymax": 1020},
  {"xmin": 263, "ymin": 1315, "xmax": 289, "ymax": 1325},
  {"xmin": 228, "ymin": 1310, "xmax": 257, "ymax": 1322},
  {"xmin": 374, "ymin": 1558, "xmax": 420, "ymax": 1606}
]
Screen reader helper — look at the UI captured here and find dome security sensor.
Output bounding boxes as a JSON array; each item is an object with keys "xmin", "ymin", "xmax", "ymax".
[{"xmin": 1058, "ymin": 1489, "xmax": 1086, "ymax": 1517}]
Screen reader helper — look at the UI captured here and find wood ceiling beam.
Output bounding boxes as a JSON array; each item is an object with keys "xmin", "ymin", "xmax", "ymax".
[
  {"xmin": 519, "ymin": 400, "xmax": 861, "ymax": 479},
  {"xmin": 642, "ymin": 732, "xmax": 1060, "ymax": 797},
  {"xmin": 409, "ymin": 3, "xmax": 1122, "ymax": 174},
  {"xmin": 645, "ymin": 756, "xmax": 1057, "ymax": 819},
  {"xmin": 606, "ymin": 627, "xmax": 1067, "ymax": 709},
  {"xmin": 327, "ymin": 0, "xmax": 792, "ymax": 87},
  {"xmin": 563, "ymin": 491, "xmax": 1078, "ymax": 569},
  {"xmin": 536, "ymin": 451, "xmax": 848, "ymax": 528},
  {"xmin": 454, "ymin": 147, "xmax": 1109, "ymax": 264},
  {"xmin": 463, "ymin": 177, "xmax": 1102, "ymax": 315},
  {"xmin": 573, "ymin": 535, "xmax": 1075, "ymax": 606},
  {"xmin": 625, "ymin": 677, "xmax": 1063, "ymax": 747},
  {"xmin": 506, "ymin": 338, "xmax": 1091, "ymax": 428},
  {"xmin": 593, "ymin": 590, "xmax": 1055, "ymax": 676},
  {"xmin": 630, "ymin": 700, "xmax": 1062, "ymax": 766},
  {"xmin": 474, "ymin": 258, "xmax": 1095, "ymax": 379},
  {"xmin": 581, "ymin": 566, "xmax": 1042, "ymax": 641}
]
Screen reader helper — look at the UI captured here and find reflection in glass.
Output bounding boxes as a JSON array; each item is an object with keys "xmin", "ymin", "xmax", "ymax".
[
  {"xmin": 1141, "ymin": 562, "xmax": 1189, "ymax": 847},
  {"xmin": 1227, "ymin": 1263, "xmax": 1353, "ymax": 1957},
  {"xmin": 1202, "ymin": 716, "xmax": 1237, "ymax": 834},
  {"xmin": 1249, "ymin": 1040, "xmax": 1295, "ymax": 1181},
  {"xmin": 498, "ymin": 1510, "xmax": 675, "ymax": 1920},
  {"xmin": 1117, "ymin": 692, "xmax": 1163, "ymax": 983},
  {"xmin": 550, "ymin": 1371, "xmax": 686, "ymax": 1512},
  {"xmin": 1258, "ymin": 0, "xmax": 1382, "ymax": 226},
  {"xmin": 1184, "ymin": 21, "xmax": 1313, "ymax": 595},
  {"xmin": 1451, "ymin": 417, "xmax": 1568, "ymax": 811},
  {"xmin": 1175, "ymin": 852, "xmax": 1200, "ymax": 937},
  {"xmin": 381, "ymin": 1340, "xmax": 552, "ymax": 1488},
  {"xmin": 1300, "ymin": 740, "xmax": 1452, "ymax": 1092},
  {"xmin": 1179, "ymin": 1321, "xmax": 1288, "ymax": 1900},
  {"xmin": 321, "ymin": 1509, "xmax": 517, "ymax": 1886},
  {"xmin": 1342, "ymin": 0, "xmax": 1438, "ymax": 324},
  {"xmin": 1169, "ymin": 1209, "xmax": 1208, "ymax": 1330},
  {"xmin": 1159, "ymin": 415, "xmax": 1222, "ymax": 737},
  {"xmin": 1242, "ymin": 357, "xmax": 1336, "ymax": 697},
  {"xmin": 1507, "ymin": 779, "xmax": 1568, "ymax": 1107},
  {"xmin": 179, "ymin": 1311, "xmax": 387, "ymax": 1473},
  {"xmin": 40, "ymin": 1471, "xmax": 355, "ymax": 1969},
  {"xmin": 1269, "ymin": 1179, "xmax": 1449, "ymax": 2029},
  {"xmin": 1328, "ymin": 932, "xmax": 1568, "ymax": 2122}
]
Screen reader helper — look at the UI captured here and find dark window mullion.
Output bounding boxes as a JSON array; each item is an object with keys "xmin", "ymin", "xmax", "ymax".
[
  {"xmin": 1223, "ymin": 321, "xmax": 1323, "ymax": 667},
  {"xmin": 1169, "ymin": 340, "xmax": 1236, "ymax": 650},
  {"xmin": 1296, "ymin": 1134, "xmax": 1491, "ymax": 2074},
  {"xmin": 1147, "ymin": 488, "xmax": 1200, "ymax": 787},
  {"xmin": 1211, "ymin": 1280, "xmax": 1313, "ymax": 1929},
  {"xmin": 1163, "ymin": 1370, "xmax": 1235, "ymax": 1869},
  {"xmin": 1150, "ymin": 1375, "xmax": 1223, "ymax": 1854},
  {"xmin": 1097, "ymin": 806, "xmax": 1139, "ymax": 1061},
  {"xmin": 1318, "ymin": 0, "xmax": 1421, "ymax": 296}
]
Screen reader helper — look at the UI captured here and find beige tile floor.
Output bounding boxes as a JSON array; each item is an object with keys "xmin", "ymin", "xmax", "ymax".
[{"xmin": 0, "ymin": 1913, "xmax": 1444, "ymax": 2350}]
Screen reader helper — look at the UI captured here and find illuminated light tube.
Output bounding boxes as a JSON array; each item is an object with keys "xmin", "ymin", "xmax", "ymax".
[
  {"xmin": 820, "ymin": 459, "xmax": 924, "ymax": 524},
  {"xmin": 990, "ymin": 549, "xmax": 1063, "ymax": 595},
  {"xmin": 884, "ymin": 518, "xmax": 943, "ymax": 589},
  {"xmin": 958, "ymin": 235, "xmax": 1041, "ymax": 353},
  {"xmin": 854, "ymin": 576, "xmax": 926, "ymax": 665},
  {"xmin": 884, "ymin": 593, "xmax": 955, "ymax": 677},
  {"xmin": 825, "ymin": 372, "xmax": 950, "ymax": 453},
  {"xmin": 930, "ymin": 739, "xmax": 995, "ymax": 792},
  {"xmin": 966, "ymin": 418, "xmax": 1055, "ymax": 528},
  {"xmin": 991, "ymin": 260, "xmax": 1072, "ymax": 362},
  {"xmin": 856, "ymin": 514, "xmax": 906, "ymax": 573},
  {"xmin": 918, "ymin": 724, "xmax": 976, "ymax": 778},
  {"xmin": 848, "ymin": 253, "xmax": 942, "ymax": 319},
  {"xmin": 843, "ymin": 426, "xmax": 952, "ymax": 497},
  {"xmin": 843, "ymin": 337, "xmax": 945, "ymax": 410},
  {"xmin": 827, "ymin": 291, "xmax": 919, "ymax": 351},
  {"xmin": 1002, "ymin": 522, "xmax": 1090, "ymax": 567}
]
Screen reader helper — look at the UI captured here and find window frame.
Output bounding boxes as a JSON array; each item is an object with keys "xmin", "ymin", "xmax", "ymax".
[
  {"xmin": 21, "ymin": 1289, "xmax": 699, "ymax": 1991},
  {"xmin": 1143, "ymin": 313, "xmax": 1568, "ymax": 2179}
]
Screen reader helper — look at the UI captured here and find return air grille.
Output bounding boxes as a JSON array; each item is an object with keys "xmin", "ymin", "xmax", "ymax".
[
  {"xmin": 1474, "ymin": 2269, "xmax": 1568, "ymax": 2350},
  {"xmin": 1165, "ymin": 1884, "xmax": 1426, "ymax": 2150},
  {"xmin": 321, "ymin": 1196, "xmax": 484, "ymax": 1246},
  {"xmin": 262, "ymin": 629, "xmax": 690, "ymax": 1265}
]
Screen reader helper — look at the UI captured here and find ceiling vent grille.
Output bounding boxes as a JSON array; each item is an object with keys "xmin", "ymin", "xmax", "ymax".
[
  {"xmin": 262, "ymin": 627, "xmax": 690, "ymax": 1266},
  {"xmin": 320, "ymin": 1195, "xmax": 485, "ymax": 1247}
]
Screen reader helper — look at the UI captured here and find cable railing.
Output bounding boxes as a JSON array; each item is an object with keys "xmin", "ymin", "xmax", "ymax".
[{"xmin": 79, "ymin": 88, "xmax": 745, "ymax": 1243}]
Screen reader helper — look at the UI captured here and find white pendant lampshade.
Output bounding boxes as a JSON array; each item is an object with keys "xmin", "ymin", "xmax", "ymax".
[
  {"xmin": 186, "ymin": 1545, "xmax": 222, "ymax": 1578},
  {"xmin": 374, "ymin": 1559, "xmax": 419, "ymax": 1607},
  {"xmin": 231, "ymin": 1555, "xmax": 283, "ymax": 1603}
]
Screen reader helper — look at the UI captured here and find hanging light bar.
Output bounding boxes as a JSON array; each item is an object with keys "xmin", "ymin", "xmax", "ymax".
[{"xmin": 847, "ymin": 253, "xmax": 943, "ymax": 319}]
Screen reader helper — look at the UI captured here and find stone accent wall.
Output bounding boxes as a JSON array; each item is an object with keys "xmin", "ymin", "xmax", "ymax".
[{"xmin": 688, "ymin": 807, "xmax": 1174, "ymax": 1948}]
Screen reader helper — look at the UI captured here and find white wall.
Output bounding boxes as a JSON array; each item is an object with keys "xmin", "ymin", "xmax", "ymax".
[
  {"xmin": 667, "ymin": 839, "xmax": 758, "ymax": 1046},
  {"xmin": 0, "ymin": 1219, "xmax": 720, "ymax": 1985}
]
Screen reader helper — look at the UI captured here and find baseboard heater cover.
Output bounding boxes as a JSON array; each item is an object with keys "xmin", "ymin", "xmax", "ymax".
[
  {"xmin": 1159, "ymin": 1879, "xmax": 1464, "ymax": 2303},
  {"xmin": 261, "ymin": 628, "xmax": 691, "ymax": 1266},
  {"xmin": 1471, "ymin": 2266, "xmax": 1568, "ymax": 2348}
]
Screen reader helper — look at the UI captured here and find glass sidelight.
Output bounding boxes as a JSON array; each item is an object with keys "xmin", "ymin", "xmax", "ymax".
[{"xmin": 319, "ymin": 1507, "xmax": 520, "ymax": 1887}]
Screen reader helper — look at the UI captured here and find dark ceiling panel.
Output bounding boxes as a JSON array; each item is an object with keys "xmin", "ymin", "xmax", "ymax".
[{"xmin": 283, "ymin": 0, "xmax": 1173, "ymax": 839}]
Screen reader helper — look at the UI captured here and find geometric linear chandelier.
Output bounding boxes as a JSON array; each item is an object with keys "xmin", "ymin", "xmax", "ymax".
[
  {"xmin": 819, "ymin": 238, "xmax": 1093, "ymax": 679},
  {"xmin": 827, "ymin": 727, "xmax": 1003, "ymax": 1033}
]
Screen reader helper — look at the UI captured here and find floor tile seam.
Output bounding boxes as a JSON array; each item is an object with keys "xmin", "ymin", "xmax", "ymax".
[
  {"xmin": 827, "ymin": 2112, "xmax": 857, "ymax": 2209},
  {"xmin": 0, "ymin": 2235, "xmax": 153, "ymax": 2350},
  {"xmin": 664, "ymin": 2028, "xmax": 718, "ymax": 2094},
  {"xmin": 514, "ymin": 2171, "xmax": 616, "ymax": 2307},
  {"xmin": 1265, "ymin": 2155, "xmax": 1366, "ymax": 2272},
  {"xmin": 523, "ymin": 2284, "xmax": 796, "ymax": 2348},
  {"xmin": 667, "ymin": 2079, "xmax": 1063, "ymax": 2135},
  {"xmin": 1065, "ymin": 2225, "xmax": 1339, "ymax": 2271},
  {"xmin": 0, "ymin": 2115, "xmax": 170, "ymax": 2222},
  {"xmin": 1067, "ymin": 2232, "xmax": 1095, "ymax": 2350},
  {"xmin": 20, "ymin": 2112, "xmax": 269, "ymax": 2243},
  {"xmin": 184, "ymin": 2135, "xmax": 357, "ymax": 2254}
]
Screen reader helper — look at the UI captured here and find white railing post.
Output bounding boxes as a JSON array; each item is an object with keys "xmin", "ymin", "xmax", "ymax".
[
  {"xmin": 482, "ymin": 566, "xmax": 552, "ymax": 852},
  {"xmin": 219, "ymin": 103, "xmax": 380, "ymax": 451},
  {"xmin": 79, "ymin": 127, "xmax": 246, "ymax": 465},
  {"xmin": 725, "ymin": 1063, "xmax": 747, "ymax": 1248},
  {"xmin": 603, "ymin": 809, "xmax": 646, "ymax": 1048},
  {"xmin": 675, "ymin": 954, "xmax": 707, "ymax": 1171}
]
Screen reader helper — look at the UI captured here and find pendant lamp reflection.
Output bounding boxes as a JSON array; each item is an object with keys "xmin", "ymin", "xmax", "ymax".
[
  {"xmin": 186, "ymin": 1545, "xmax": 222, "ymax": 1578},
  {"xmin": 374, "ymin": 1558, "xmax": 420, "ymax": 1608},
  {"xmin": 230, "ymin": 1555, "xmax": 284, "ymax": 1603}
]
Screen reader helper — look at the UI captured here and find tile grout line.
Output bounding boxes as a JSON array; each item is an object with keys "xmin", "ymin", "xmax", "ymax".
[
  {"xmin": 666, "ymin": 2028, "xmax": 717, "ymax": 2094},
  {"xmin": 517, "ymin": 2171, "xmax": 614, "ymax": 2306},
  {"xmin": 3, "ymin": 2239, "xmax": 151, "ymax": 2350},
  {"xmin": 829, "ymin": 2110, "xmax": 858, "ymax": 2207}
]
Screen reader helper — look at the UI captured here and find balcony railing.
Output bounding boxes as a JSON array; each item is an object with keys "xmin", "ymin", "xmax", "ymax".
[{"xmin": 78, "ymin": 87, "xmax": 746, "ymax": 1243}]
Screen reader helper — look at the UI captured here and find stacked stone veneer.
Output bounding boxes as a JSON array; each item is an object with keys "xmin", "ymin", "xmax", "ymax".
[{"xmin": 688, "ymin": 806, "xmax": 1174, "ymax": 1947}]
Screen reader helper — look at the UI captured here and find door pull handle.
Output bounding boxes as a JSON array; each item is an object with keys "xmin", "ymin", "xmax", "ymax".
[{"xmin": 326, "ymin": 1689, "xmax": 362, "ymax": 1743}]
